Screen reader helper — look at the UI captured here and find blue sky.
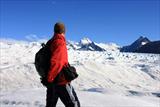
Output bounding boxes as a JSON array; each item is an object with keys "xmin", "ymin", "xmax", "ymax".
[{"xmin": 0, "ymin": 0, "xmax": 160, "ymax": 45}]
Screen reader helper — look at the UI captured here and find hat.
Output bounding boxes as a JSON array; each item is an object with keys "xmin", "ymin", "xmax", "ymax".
[{"xmin": 54, "ymin": 22, "xmax": 65, "ymax": 34}]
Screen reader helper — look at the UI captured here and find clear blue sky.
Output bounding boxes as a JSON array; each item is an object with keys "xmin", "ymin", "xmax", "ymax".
[{"xmin": 0, "ymin": 0, "xmax": 160, "ymax": 45}]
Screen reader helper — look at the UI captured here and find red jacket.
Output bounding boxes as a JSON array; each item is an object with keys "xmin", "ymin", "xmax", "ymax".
[{"xmin": 47, "ymin": 33, "xmax": 69, "ymax": 85}]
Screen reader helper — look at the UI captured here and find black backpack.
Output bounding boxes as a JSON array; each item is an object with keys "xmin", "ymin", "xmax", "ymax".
[{"xmin": 35, "ymin": 43, "xmax": 51, "ymax": 78}]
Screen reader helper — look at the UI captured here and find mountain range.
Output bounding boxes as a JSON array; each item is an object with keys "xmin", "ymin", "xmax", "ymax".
[
  {"xmin": 67, "ymin": 37, "xmax": 119, "ymax": 51},
  {"xmin": 67, "ymin": 36, "xmax": 160, "ymax": 54},
  {"xmin": 1, "ymin": 36, "xmax": 159, "ymax": 54}
]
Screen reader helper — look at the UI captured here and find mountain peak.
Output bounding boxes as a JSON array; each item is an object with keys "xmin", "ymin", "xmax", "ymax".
[
  {"xmin": 80, "ymin": 37, "xmax": 92, "ymax": 45},
  {"xmin": 120, "ymin": 36, "xmax": 151, "ymax": 52},
  {"xmin": 138, "ymin": 36, "xmax": 144, "ymax": 39},
  {"xmin": 76, "ymin": 37, "xmax": 106, "ymax": 51},
  {"xmin": 136, "ymin": 36, "xmax": 150, "ymax": 43}
]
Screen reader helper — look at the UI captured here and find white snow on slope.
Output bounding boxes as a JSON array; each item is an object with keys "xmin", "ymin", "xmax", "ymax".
[
  {"xmin": 0, "ymin": 39, "xmax": 160, "ymax": 107},
  {"xmin": 95, "ymin": 42, "xmax": 120, "ymax": 51},
  {"xmin": 0, "ymin": 88, "xmax": 159, "ymax": 107},
  {"xmin": 80, "ymin": 37, "xmax": 92, "ymax": 45}
]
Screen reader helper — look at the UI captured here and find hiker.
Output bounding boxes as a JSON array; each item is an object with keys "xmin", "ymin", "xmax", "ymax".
[{"xmin": 41, "ymin": 22, "xmax": 80, "ymax": 107}]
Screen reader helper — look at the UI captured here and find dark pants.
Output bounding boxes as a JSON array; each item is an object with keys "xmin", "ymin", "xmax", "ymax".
[{"xmin": 46, "ymin": 83, "xmax": 80, "ymax": 107}]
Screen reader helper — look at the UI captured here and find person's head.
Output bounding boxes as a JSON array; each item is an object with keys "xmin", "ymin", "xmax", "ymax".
[{"xmin": 54, "ymin": 22, "xmax": 65, "ymax": 34}]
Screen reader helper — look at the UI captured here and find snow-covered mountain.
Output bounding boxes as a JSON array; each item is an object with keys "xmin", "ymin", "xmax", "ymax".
[
  {"xmin": 135, "ymin": 40, "xmax": 160, "ymax": 54},
  {"xmin": 0, "ymin": 38, "xmax": 160, "ymax": 107},
  {"xmin": 120, "ymin": 36, "xmax": 160, "ymax": 54},
  {"xmin": 120, "ymin": 36, "xmax": 151, "ymax": 52},
  {"xmin": 67, "ymin": 37, "xmax": 119, "ymax": 51},
  {"xmin": 78, "ymin": 38, "xmax": 106, "ymax": 51}
]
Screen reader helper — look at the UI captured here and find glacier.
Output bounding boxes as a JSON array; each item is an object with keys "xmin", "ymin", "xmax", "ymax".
[{"xmin": 0, "ymin": 38, "xmax": 160, "ymax": 107}]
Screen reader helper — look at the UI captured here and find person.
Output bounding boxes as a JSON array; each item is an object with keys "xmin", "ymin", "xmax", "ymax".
[{"xmin": 42, "ymin": 22, "xmax": 80, "ymax": 107}]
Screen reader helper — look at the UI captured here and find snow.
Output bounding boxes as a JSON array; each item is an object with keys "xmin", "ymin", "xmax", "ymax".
[
  {"xmin": 0, "ymin": 39, "xmax": 160, "ymax": 107},
  {"xmin": 1, "ymin": 88, "xmax": 159, "ymax": 107},
  {"xmin": 95, "ymin": 42, "xmax": 120, "ymax": 51},
  {"xmin": 141, "ymin": 41, "xmax": 148, "ymax": 45},
  {"xmin": 79, "ymin": 37, "xmax": 92, "ymax": 45}
]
